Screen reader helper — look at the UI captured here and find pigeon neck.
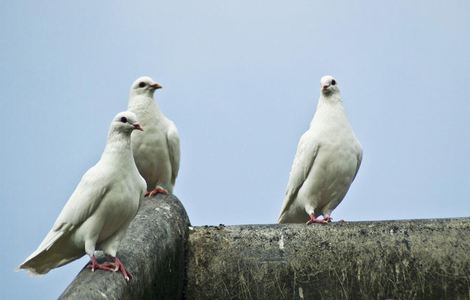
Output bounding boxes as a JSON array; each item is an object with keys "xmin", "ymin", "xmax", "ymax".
[
  {"xmin": 102, "ymin": 129, "xmax": 133, "ymax": 159},
  {"xmin": 318, "ymin": 93, "xmax": 342, "ymax": 107},
  {"xmin": 128, "ymin": 94, "xmax": 162, "ymax": 116}
]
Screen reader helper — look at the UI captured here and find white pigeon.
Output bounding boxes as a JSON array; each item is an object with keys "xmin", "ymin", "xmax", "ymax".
[
  {"xmin": 128, "ymin": 76, "xmax": 180, "ymax": 196},
  {"xmin": 19, "ymin": 111, "xmax": 147, "ymax": 281},
  {"xmin": 278, "ymin": 75, "xmax": 362, "ymax": 224}
]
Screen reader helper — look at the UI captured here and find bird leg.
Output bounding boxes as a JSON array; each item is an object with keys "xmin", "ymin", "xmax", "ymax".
[
  {"xmin": 100, "ymin": 257, "xmax": 133, "ymax": 281},
  {"xmin": 86, "ymin": 255, "xmax": 115, "ymax": 272},
  {"xmin": 323, "ymin": 216, "xmax": 333, "ymax": 223},
  {"xmin": 306, "ymin": 213, "xmax": 328, "ymax": 225},
  {"xmin": 115, "ymin": 257, "xmax": 132, "ymax": 281},
  {"xmin": 145, "ymin": 186, "xmax": 168, "ymax": 197}
]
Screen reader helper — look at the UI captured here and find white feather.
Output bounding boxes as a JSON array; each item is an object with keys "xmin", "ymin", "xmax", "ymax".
[
  {"xmin": 279, "ymin": 76, "xmax": 362, "ymax": 223},
  {"xmin": 19, "ymin": 111, "xmax": 146, "ymax": 274},
  {"xmin": 128, "ymin": 76, "xmax": 180, "ymax": 194}
]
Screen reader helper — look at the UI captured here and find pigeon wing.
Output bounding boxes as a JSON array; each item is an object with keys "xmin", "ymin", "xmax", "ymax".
[
  {"xmin": 54, "ymin": 164, "xmax": 110, "ymax": 229},
  {"xmin": 352, "ymin": 148, "xmax": 363, "ymax": 181},
  {"xmin": 166, "ymin": 122, "xmax": 180, "ymax": 186},
  {"xmin": 278, "ymin": 132, "xmax": 319, "ymax": 221},
  {"xmin": 19, "ymin": 164, "xmax": 110, "ymax": 273}
]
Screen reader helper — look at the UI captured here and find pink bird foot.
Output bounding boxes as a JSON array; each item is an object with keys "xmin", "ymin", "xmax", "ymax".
[
  {"xmin": 101, "ymin": 257, "xmax": 132, "ymax": 281},
  {"xmin": 306, "ymin": 214, "xmax": 328, "ymax": 225},
  {"xmin": 145, "ymin": 186, "xmax": 168, "ymax": 197},
  {"xmin": 86, "ymin": 255, "xmax": 115, "ymax": 272}
]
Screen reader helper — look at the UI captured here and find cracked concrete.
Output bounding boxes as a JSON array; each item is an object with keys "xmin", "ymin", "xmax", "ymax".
[
  {"xmin": 186, "ymin": 219, "xmax": 470, "ymax": 300},
  {"xmin": 58, "ymin": 199, "xmax": 469, "ymax": 300},
  {"xmin": 59, "ymin": 194, "xmax": 190, "ymax": 300}
]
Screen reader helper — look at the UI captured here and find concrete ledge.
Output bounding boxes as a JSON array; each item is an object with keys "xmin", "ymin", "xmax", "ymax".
[
  {"xmin": 59, "ymin": 194, "xmax": 190, "ymax": 300},
  {"xmin": 186, "ymin": 218, "xmax": 470, "ymax": 299}
]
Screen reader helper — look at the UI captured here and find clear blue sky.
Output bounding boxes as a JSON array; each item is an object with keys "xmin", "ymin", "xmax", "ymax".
[{"xmin": 1, "ymin": 1, "xmax": 469, "ymax": 298}]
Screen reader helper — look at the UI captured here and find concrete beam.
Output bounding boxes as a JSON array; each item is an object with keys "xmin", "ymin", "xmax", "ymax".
[
  {"xmin": 186, "ymin": 218, "xmax": 470, "ymax": 299},
  {"xmin": 59, "ymin": 194, "xmax": 190, "ymax": 300}
]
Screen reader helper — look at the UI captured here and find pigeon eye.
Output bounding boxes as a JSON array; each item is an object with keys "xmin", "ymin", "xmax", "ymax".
[
  {"xmin": 331, "ymin": 80, "xmax": 336, "ymax": 86},
  {"xmin": 120, "ymin": 116, "xmax": 128, "ymax": 123},
  {"xmin": 138, "ymin": 82, "xmax": 146, "ymax": 88}
]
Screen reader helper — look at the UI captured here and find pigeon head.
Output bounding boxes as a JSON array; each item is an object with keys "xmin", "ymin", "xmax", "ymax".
[
  {"xmin": 130, "ymin": 76, "xmax": 162, "ymax": 96},
  {"xmin": 320, "ymin": 75, "xmax": 339, "ymax": 96},
  {"xmin": 112, "ymin": 111, "xmax": 143, "ymax": 133}
]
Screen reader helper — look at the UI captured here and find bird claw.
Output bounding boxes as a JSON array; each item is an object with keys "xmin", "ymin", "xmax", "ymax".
[
  {"xmin": 306, "ymin": 219, "xmax": 328, "ymax": 225},
  {"xmin": 86, "ymin": 256, "xmax": 115, "ymax": 272},
  {"xmin": 86, "ymin": 256, "xmax": 132, "ymax": 281},
  {"xmin": 145, "ymin": 186, "xmax": 168, "ymax": 197},
  {"xmin": 113, "ymin": 257, "xmax": 132, "ymax": 281},
  {"xmin": 101, "ymin": 261, "xmax": 119, "ymax": 272},
  {"xmin": 306, "ymin": 214, "xmax": 330, "ymax": 225}
]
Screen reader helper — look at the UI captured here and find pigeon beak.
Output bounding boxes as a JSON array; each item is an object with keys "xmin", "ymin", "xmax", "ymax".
[
  {"xmin": 150, "ymin": 83, "xmax": 162, "ymax": 90},
  {"xmin": 133, "ymin": 123, "xmax": 144, "ymax": 131}
]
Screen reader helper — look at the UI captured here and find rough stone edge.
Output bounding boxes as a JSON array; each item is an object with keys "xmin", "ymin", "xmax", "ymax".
[
  {"xmin": 186, "ymin": 217, "xmax": 470, "ymax": 300},
  {"xmin": 59, "ymin": 194, "xmax": 190, "ymax": 300}
]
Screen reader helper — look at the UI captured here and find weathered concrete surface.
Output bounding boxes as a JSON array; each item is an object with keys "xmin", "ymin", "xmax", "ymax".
[
  {"xmin": 186, "ymin": 218, "xmax": 470, "ymax": 300},
  {"xmin": 59, "ymin": 194, "xmax": 190, "ymax": 300}
]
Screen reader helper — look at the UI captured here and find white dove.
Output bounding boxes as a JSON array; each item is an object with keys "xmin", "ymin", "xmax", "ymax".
[
  {"xmin": 278, "ymin": 75, "xmax": 362, "ymax": 224},
  {"xmin": 19, "ymin": 111, "xmax": 146, "ymax": 281},
  {"xmin": 128, "ymin": 76, "xmax": 180, "ymax": 196}
]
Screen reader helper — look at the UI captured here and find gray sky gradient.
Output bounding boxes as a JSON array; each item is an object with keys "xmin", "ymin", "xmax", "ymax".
[{"xmin": 1, "ymin": 1, "xmax": 470, "ymax": 298}]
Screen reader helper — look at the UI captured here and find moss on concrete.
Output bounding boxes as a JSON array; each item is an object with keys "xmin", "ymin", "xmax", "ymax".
[
  {"xmin": 186, "ymin": 219, "xmax": 470, "ymax": 300},
  {"xmin": 59, "ymin": 194, "xmax": 190, "ymax": 300}
]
